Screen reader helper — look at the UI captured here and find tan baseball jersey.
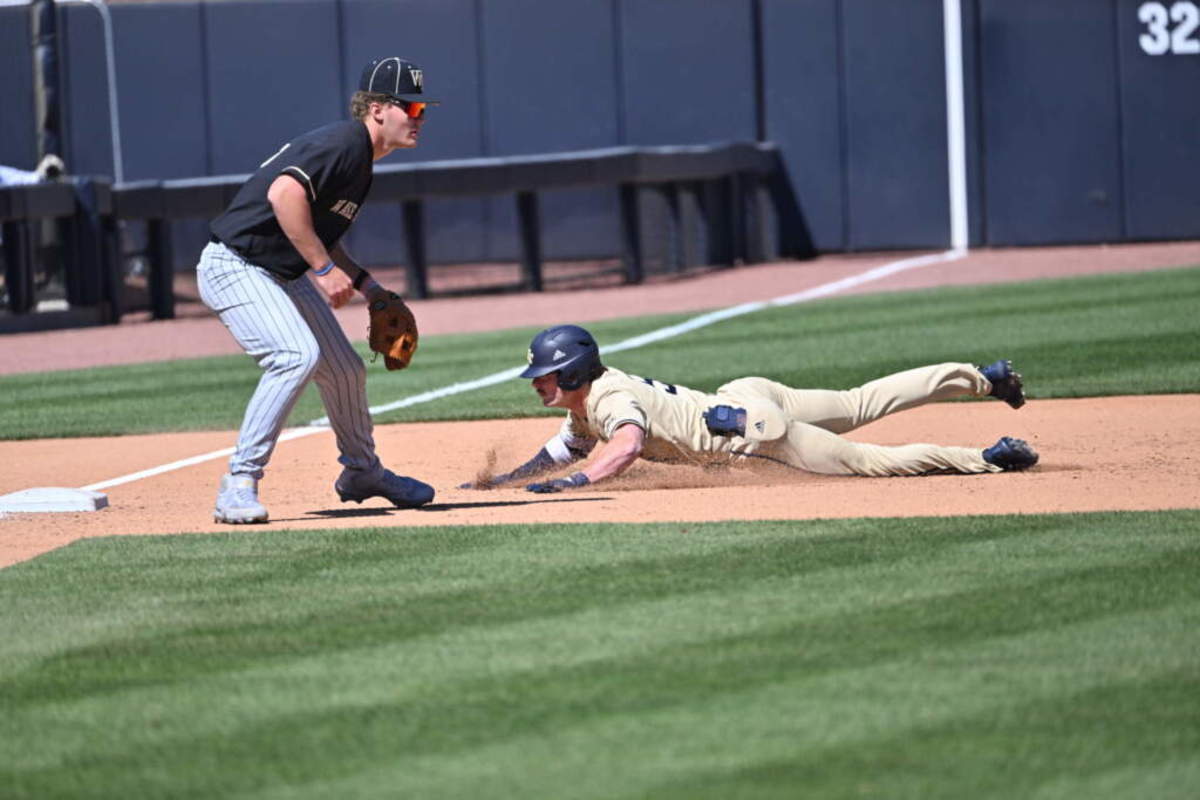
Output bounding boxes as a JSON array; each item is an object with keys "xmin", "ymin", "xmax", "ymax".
[{"xmin": 554, "ymin": 367, "xmax": 730, "ymax": 464}]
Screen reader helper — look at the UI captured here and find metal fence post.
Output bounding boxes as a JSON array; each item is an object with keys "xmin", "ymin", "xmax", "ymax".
[
  {"xmin": 401, "ymin": 199, "xmax": 428, "ymax": 299},
  {"xmin": 515, "ymin": 191, "xmax": 543, "ymax": 292}
]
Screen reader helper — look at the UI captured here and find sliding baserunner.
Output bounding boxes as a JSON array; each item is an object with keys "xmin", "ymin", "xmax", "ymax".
[{"xmin": 464, "ymin": 324, "xmax": 1037, "ymax": 492}]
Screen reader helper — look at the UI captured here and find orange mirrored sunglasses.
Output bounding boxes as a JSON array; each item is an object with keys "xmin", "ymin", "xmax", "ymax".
[{"xmin": 393, "ymin": 100, "xmax": 427, "ymax": 120}]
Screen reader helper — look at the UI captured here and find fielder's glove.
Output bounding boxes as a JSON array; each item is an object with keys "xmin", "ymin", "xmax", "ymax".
[
  {"xmin": 526, "ymin": 472, "xmax": 590, "ymax": 494},
  {"xmin": 368, "ymin": 291, "xmax": 418, "ymax": 370}
]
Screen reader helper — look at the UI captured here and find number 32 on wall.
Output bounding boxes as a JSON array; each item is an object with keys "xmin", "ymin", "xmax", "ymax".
[{"xmin": 1139, "ymin": 1, "xmax": 1200, "ymax": 54}]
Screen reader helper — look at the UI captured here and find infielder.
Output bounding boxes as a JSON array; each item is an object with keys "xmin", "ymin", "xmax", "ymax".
[
  {"xmin": 198, "ymin": 57, "xmax": 436, "ymax": 523},
  {"xmin": 466, "ymin": 325, "xmax": 1038, "ymax": 492}
]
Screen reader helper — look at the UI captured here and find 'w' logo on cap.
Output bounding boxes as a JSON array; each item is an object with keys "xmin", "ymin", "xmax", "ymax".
[{"xmin": 409, "ymin": 69, "xmax": 423, "ymax": 89}]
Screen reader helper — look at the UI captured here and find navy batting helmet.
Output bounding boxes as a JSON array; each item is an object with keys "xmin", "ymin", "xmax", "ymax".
[{"xmin": 519, "ymin": 325, "xmax": 604, "ymax": 390}]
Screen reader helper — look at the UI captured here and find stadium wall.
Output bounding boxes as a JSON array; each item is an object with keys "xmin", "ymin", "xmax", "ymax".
[{"xmin": 2, "ymin": 0, "xmax": 1196, "ymax": 267}]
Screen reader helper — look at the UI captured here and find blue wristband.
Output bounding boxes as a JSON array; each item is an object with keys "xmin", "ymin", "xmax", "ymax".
[{"xmin": 313, "ymin": 261, "xmax": 335, "ymax": 276}]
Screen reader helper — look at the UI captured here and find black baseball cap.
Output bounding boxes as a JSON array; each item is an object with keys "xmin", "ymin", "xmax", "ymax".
[{"xmin": 359, "ymin": 57, "xmax": 440, "ymax": 104}]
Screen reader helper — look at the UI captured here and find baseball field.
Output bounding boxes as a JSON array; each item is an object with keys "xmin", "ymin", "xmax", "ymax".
[{"xmin": 2, "ymin": 244, "xmax": 1199, "ymax": 797}]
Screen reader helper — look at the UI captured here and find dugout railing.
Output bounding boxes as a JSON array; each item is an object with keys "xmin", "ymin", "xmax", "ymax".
[
  {"xmin": 0, "ymin": 178, "xmax": 121, "ymax": 326},
  {"xmin": 2, "ymin": 141, "xmax": 810, "ymax": 324}
]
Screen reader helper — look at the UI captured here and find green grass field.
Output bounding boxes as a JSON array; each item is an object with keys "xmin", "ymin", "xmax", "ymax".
[
  {"xmin": 2, "ymin": 513, "xmax": 1198, "ymax": 798},
  {"xmin": 2, "ymin": 266, "xmax": 1199, "ymax": 798},
  {"xmin": 1, "ymin": 266, "xmax": 1198, "ymax": 439}
]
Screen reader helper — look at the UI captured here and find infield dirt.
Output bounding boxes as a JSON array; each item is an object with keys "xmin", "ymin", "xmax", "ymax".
[{"xmin": 2, "ymin": 242, "xmax": 1199, "ymax": 568}]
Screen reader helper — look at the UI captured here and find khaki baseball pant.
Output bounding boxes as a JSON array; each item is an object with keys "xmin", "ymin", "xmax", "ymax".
[{"xmin": 717, "ymin": 363, "xmax": 1001, "ymax": 476}]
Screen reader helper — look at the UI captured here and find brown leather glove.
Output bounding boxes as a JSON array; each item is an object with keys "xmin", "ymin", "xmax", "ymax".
[{"xmin": 367, "ymin": 291, "xmax": 418, "ymax": 370}]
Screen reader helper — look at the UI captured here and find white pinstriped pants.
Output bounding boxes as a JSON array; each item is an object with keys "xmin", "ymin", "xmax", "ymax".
[{"xmin": 197, "ymin": 241, "xmax": 378, "ymax": 480}]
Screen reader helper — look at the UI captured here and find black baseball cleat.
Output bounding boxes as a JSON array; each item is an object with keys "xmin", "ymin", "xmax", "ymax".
[
  {"xmin": 979, "ymin": 359, "xmax": 1026, "ymax": 409},
  {"xmin": 335, "ymin": 466, "xmax": 435, "ymax": 508},
  {"xmin": 983, "ymin": 436, "xmax": 1039, "ymax": 471}
]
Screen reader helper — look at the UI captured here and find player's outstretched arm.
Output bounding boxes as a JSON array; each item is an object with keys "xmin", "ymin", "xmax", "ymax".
[
  {"xmin": 526, "ymin": 424, "xmax": 644, "ymax": 493},
  {"xmin": 461, "ymin": 432, "xmax": 595, "ymax": 489}
]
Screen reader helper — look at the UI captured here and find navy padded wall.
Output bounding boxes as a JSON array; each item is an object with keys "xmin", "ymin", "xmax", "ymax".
[
  {"xmin": 203, "ymin": 0, "xmax": 343, "ymax": 175},
  {"xmin": 0, "ymin": 6, "xmax": 37, "ymax": 169},
  {"xmin": 62, "ymin": 3, "xmax": 206, "ymax": 178},
  {"xmin": 1116, "ymin": 0, "xmax": 1200, "ymax": 240},
  {"xmin": 111, "ymin": 3, "xmax": 208, "ymax": 180},
  {"xmin": 616, "ymin": 0, "xmax": 757, "ymax": 269},
  {"xmin": 481, "ymin": 0, "xmax": 620, "ymax": 154},
  {"xmin": 979, "ymin": 0, "xmax": 1123, "ymax": 245},
  {"xmin": 114, "ymin": 2, "xmax": 210, "ymax": 271},
  {"xmin": 841, "ymin": 0, "xmax": 948, "ymax": 249},
  {"xmin": 761, "ymin": 0, "xmax": 844, "ymax": 251},
  {"xmin": 341, "ymin": 0, "xmax": 482, "ymax": 161},
  {"xmin": 618, "ymin": 0, "xmax": 757, "ymax": 146},
  {"xmin": 340, "ymin": 0, "xmax": 487, "ymax": 266},
  {"xmin": 480, "ymin": 0, "xmax": 622, "ymax": 260},
  {"xmin": 61, "ymin": 3, "xmax": 111, "ymax": 176}
]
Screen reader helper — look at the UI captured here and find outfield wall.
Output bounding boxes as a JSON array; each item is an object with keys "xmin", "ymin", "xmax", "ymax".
[{"xmin": 1, "ymin": 0, "xmax": 1196, "ymax": 265}]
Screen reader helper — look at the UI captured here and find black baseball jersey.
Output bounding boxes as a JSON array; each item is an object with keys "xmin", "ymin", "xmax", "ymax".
[{"xmin": 210, "ymin": 120, "xmax": 374, "ymax": 279}]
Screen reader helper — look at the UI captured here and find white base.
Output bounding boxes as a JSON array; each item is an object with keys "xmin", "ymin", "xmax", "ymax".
[{"xmin": 0, "ymin": 487, "xmax": 109, "ymax": 513}]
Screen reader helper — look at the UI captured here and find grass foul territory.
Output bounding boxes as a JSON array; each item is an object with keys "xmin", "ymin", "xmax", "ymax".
[
  {"xmin": 0, "ymin": 266, "xmax": 1197, "ymax": 440},
  {"xmin": 2, "ymin": 511, "xmax": 1198, "ymax": 798}
]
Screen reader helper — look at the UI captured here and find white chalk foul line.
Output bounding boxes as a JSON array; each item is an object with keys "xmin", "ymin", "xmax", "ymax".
[
  {"xmin": 82, "ymin": 427, "xmax": 325, "ymax": 492},
  {"xmin": 81, "ymin": 249, "xmax": 964, "ymax": 493}
]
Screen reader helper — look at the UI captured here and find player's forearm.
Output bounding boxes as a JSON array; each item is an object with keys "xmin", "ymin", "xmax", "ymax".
[
  {"xmin": 579, "ymin": 429, "xmax": 643, "ymax": 484},
  {"xmin": 499, "ymin": 435, "xmax": 590, "ymax": 483},
  {"xmin": 330, "ymin": 244, "xmax": 382, "ymax": 297},
  {"xmin": 268, "ymin": 178, "xmax": 333, "ymax": 271},
  {"xmin": 503, "ymin": 448, "xmax": 562, "ymax": 481},
  {"xmin": 580, "ymin": 447, "xmax": 638, "ymax": 483}
]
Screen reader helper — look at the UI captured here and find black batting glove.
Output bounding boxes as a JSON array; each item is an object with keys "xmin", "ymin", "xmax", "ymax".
[{"xmin": 526, "ymin": 472, "xmax": 590, "ymax": 494}]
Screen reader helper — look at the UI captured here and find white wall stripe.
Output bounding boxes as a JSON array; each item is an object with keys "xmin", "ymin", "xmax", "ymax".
[
  {"xmin": 943, "ymin": 0, "xmax": 970, "ymax": 251},
  {"xmin": 80, "ymin": 250, "xmax": 963, "ymax": 492}
]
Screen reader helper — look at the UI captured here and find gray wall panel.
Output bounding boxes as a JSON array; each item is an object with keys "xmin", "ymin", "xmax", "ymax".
[
  {"xmin": 618, "ymin": 0, "xmax": 757, "ymax": 146},
  {"xmin": 480, "ymin": 0, "xmax": 622, "ymax": 260},
  {"xmin": 340, "ymin": 0, "xmax": 486, "ymax": 265},
  {"xmin": 203, "ymin": 0, "xmax": 343, "ymax": 175},
  {"xmin": 979, "ymin": 0, "xmax": 1123, "ymax": 245},
  {"xmin": 112, "ymin": 3, "xmax": 208, "ymax": 180},
  {"xmin": 1, "ymin": 6, "xmax": 37, "ymax": 169},
  {"xmin": 17, "ymin": 0, "xmax": 1196, "ymax": 264},
  {"xmin": 341, "ymin": 0, "xmax": 482, "ymax": 161},
  {"xmin": 61, "ymin": 3, "xmax": 111, "ymax": 176},
  {"xmin": 761, "ymin": 0, "xmax": 844, "ymax": 251},
  {"xmin": 842, "ymin": 0, "xmax": 948, "ymax": 249},
  {"xmin": 481, "ymin": 0, "xmax": 620, "ymax": 154},
  {"xmin": 1116, "ymin": 0, "xmax": 1200, "ymax": 240}
]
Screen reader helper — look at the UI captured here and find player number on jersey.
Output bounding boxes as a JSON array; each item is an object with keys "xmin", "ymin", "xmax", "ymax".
[
  {"xmin": 1138, "ymin": 1, "xmax": 1200, "ymax": 55},
  {"xmin": 639, "ymin": 376, "xmax": 678, "ymax": 395}
]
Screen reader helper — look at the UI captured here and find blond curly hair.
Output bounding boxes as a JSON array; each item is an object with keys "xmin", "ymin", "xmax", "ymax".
[{"xmin": 350, "ymin": 91, "xmax": 394, "ymax": 121}]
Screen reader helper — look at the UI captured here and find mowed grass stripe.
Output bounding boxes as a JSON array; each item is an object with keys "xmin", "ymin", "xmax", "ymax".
[
  {"xmin": 654, "ymin": 670, "xmax": 1200, "ymax": 800},
  {"xmin": 309, "ymin": 605, "xmax": 1199, "ymax": 800},
  {"xmin": 5, "ymin": 510, "xmax": 1173, "ymax": 698},
  {"xmin": 1, "ymin": 265, "xmax": 1197, "ymax": 439},
  {"xmin": 2, "ymin": 511, "xmax": 1198, "ymax": 798}
]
